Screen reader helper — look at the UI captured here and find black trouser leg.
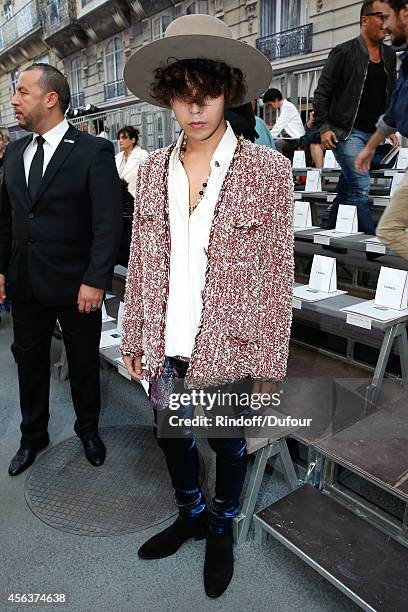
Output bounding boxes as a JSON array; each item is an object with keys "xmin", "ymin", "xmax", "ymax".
[
  {"xmin": 11, "ymin": 298, "xmax": 56, "ymax": 449},
  {"xmin": 57, "ymin": 305, "xmax": 102, "ymax": 441}
]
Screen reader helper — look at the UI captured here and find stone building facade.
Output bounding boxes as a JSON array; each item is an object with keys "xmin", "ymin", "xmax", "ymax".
[{"xmin": 0, "ymin": 0, "xmax": 364, "ymax": 138}]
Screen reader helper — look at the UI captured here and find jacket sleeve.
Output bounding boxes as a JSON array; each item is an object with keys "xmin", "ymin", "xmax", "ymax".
[
  {"xmin": 82, "ymin": 139, "xmax": 123, "ymax": 289},
  {"xmin": 0, "ymin": 156, "xmax": 12, "ymax": 276},
  {"xmin": 120, "ymin": 160, "xmax": 146, "ymax": 358},
  {"xmin": 253, "ymin": 157, "xmax": 294, "ymax": 380},
  {"xmin": 376, "ymin": 172, "xmax": 408, "ymax": 259},
  {"xmin": 314, "ymin": 46, "xmax": 344, "ymax": 134}
]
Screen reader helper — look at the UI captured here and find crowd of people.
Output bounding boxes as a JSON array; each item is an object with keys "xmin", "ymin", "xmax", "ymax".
[
  {"xmin": 0, "ymin": 0, "xmax": 408, "ymax": 601},
  {"xmin": 261, "ymin": 0, "xmax": 408, "ymax": 242}
]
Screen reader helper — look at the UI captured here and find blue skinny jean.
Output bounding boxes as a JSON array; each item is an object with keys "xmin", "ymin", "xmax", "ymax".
[
  {"xmin": 150, "ymin": 356, "xmax": 249, "ymax": 533},
  {"xmin": 329, "ymin": 128, "xmax": 375, "ymax": 235}
]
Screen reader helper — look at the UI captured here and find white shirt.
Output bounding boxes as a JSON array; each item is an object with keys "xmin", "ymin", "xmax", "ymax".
[
  {"xmin": 164, "ymin": 121, "xmax": 237, "ymax": 358},
  {"xmin": 23, "ymin": 118, "xmax": 69, "ymax": 183},
  {"xmin": 271, "ymin": 99, "xmax": 305, "ymax": 139}
]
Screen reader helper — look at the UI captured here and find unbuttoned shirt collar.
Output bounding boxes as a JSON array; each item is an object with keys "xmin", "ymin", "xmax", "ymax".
[{"xmin": 174, "ymin": 120, "xmax": 237, "ymax": 174}]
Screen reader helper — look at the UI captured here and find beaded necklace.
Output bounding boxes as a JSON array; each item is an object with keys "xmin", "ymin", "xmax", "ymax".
[{"xmin": 179, "ymin": 134, "xmax": 210, "ymax": 216}]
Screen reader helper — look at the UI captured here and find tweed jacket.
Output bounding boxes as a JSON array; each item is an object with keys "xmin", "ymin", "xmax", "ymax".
[{"xmin": 120, "ymin": 137, "xmax": 294, "ymax": 388}]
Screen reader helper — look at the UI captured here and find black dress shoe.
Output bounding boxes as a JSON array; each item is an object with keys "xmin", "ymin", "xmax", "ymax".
[
  {"xmin": 138, "ymin": 513, "xmax": 207, "ymax": 560},
  {"xmin": 8, "ymin": 440, "xmax": 49, "ymax": 476},
  {"xmin": 204, "ymin": 527, "xmax": 234, "ymax": 598},
  {"xmin": 82, "ymin": 435, "xmax": 106, "ymax": 466}
]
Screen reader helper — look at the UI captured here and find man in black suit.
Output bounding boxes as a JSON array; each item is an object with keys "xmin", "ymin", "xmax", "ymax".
[{"xmin": 0, "ymin": 63, "xmax": 122, "ymax": 475}]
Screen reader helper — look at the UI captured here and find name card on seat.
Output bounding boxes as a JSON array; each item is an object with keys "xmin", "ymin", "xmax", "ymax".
[
  {"xmin": 102, "ymin": 302, "xmax": 115, "ymax": 323},
  {"xmin": 293, "ymin": 200, "xmax": 313, "ymax": 229},
  {"xmin": 305, "ymin": 170, "xmax": 322, "ymax": 192},
  {"xmin": 390, "ymin": 172, "xmax": 404, "ymax": 196},
  {"xmin": 292, "ymin": 150, "xmax": 306, "ymax": 168},
  {"xmin": 335, "ymin": 204, "xmax": 358, "ymax": 234},
  {"xmin": 99, "ymin": 301, "xmax": 125, "ymax": 349},
  {"xmin": 117, "ymin": 301, "xmax": 125, "ymax": 334},
  {"xmin": 397, "ymin": 148, "xmax": 408, "ymax": 170},
  {"xmin": 309, "ymin": 254, "xmax": 337, "ymax": 293},
  {"xmin": 324, "ymin": 150, "xmax": 340, "ymax": 170},
  {"xmin": 375, "ymin": 267, "xmax": 408, "ymax": 310}
]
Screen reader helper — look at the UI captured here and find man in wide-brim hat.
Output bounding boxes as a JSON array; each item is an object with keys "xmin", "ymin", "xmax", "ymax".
[{"xmin": 120, "ymin": 14, "xmax": 294, "ymax": 598}]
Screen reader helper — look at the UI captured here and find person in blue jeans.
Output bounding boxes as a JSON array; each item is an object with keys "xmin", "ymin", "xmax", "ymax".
[
  {"xmin": 329, "ymin": 129, "xmax": 375, "ymax": 233},
  {"xmin": 314, "ymin": 0, "xmax": 397, "ymax": 234}
]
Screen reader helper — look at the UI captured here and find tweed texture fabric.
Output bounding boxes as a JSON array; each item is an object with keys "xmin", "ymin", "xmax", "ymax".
[{"xmin": 120, "ymin": 138, "xmax": 294, "ymax": 388}]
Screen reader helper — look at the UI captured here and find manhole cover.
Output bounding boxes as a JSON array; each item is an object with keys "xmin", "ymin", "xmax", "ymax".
[{"xmin": 25, "ymin": 425, "xmax": 204, "ymax": 536}]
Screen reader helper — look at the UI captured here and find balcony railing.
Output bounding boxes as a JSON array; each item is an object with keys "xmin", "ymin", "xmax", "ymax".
[
  {"xmin": 42, "ymin": 0, "xmax": 73, "ymax": 34},
  {"xmin": 70, "ymin": 91, "xmax": 85, "ymax": 108},
  {"xmin": 256, "ymin": 24, "xmax": 313, "ymax": 61},
  {"xmin": 104, "ymin": 79, "xmax": 126, "ymax": 100},
  {"xmin": 0, "ymin": 0, "xmax": 41, "ymax": 52}
]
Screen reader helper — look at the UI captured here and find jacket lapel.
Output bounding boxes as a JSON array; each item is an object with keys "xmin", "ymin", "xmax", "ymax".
[{"xmin": 30, "ymin": 124, "xmax": 79, "ymax": 209}]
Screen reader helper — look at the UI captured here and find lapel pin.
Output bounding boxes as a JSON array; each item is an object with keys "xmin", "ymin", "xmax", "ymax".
[{"xmin": 64, "ymin": 139, "xmax": 75, "ymax": 144}]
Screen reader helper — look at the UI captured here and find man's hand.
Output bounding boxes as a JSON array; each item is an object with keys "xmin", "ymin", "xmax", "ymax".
[
  {"xmin": 0, "ymin": 274, "xmax": 6, "ymax": 305},
  {"xmin": 389, "ymin": 133, "xmax": 399, "ymax": 147},
  {"xmin": 77, "ymin": 284, "xmax": 104, "ymax": 314},
  {"xmin": 306, "ymin": 111, "xmax": 315, "ymax": 130},
  {"xmin": 123, "ymin": 355, "xmax": 147, "ymax": 381},
  {"xmin": 320, "ymin": 130, "xmax": 338, "ymax": 151},
  {"xmin": 355, "ymin": 145, "xmax": 375, "ymax": 174}
]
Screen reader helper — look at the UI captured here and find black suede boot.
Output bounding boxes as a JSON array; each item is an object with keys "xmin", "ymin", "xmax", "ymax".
[
  {"xmin": 138, "ymin": 512, "xmax": 207, "ymax": 560},
  {"xmin": 204, "ymin": 526, "xmax": 234, "ymax": 598}
]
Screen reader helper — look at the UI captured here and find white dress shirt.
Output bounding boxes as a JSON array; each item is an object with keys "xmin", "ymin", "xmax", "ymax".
[
  {"xmin": 23, "ymin": 118, "xmax": 70, "ymax": 183},
  {"xmin": 271, "ymin": 99, "xmax": 305, "ymax": 139},
  {"xmin": 164, "ymin": 121, "xmax": 237, "ymax": 358}
]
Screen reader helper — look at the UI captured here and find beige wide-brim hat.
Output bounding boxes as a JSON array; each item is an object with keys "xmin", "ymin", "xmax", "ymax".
[{"xmin": 124, "ymin": 14, "xmax": 272, "ymax": 108}]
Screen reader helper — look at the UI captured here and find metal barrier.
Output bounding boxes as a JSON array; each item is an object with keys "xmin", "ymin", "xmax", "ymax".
[{"xmin": 70, "ymin": 102, "xmax": 178, "ymax": 152}]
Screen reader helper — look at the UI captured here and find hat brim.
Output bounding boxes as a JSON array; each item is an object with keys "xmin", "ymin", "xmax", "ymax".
[{"xmin": 123, "ymin": 34, "xmax": 273, "ymax": 108}]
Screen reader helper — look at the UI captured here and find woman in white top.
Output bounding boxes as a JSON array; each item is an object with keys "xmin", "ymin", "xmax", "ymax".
[{"xmin": 115, "ymin": 126, "xmax": 149, "ymax": 197}]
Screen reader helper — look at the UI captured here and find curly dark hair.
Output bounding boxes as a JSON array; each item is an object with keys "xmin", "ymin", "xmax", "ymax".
[{"xmin": 150, "ymin": 58, "xmax": 247, "ymax": 108}]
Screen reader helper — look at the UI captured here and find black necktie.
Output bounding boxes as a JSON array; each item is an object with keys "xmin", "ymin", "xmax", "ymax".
[{"xmin": 28, "ymin": 135, "xmax": 45, "ymax": 202}]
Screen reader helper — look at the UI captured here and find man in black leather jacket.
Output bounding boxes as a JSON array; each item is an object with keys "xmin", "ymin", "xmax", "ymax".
[{"xmin": 314, "ymin": 0, "xmax": 397, "ymax": 234}]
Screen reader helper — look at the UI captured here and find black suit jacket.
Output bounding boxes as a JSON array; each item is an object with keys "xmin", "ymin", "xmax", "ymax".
[{"xmin": 0, "ymin": 124, "xmax": 122, "ymax": 305}]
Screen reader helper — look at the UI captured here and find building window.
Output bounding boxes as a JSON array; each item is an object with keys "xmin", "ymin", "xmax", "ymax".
[
  {"xmin": 260, "ymin": 0, "xmax": 301, "ymax": 35},
  {"xmin": 186, "ymin": 1, "xmax": 209, "ymax": 15},
  {"xmin": 106, "ymin": 37, "xmax": 124, "ymax": 83},
  {"xmin": 70, "ymin": 56, "xmax": 82, "ymax": 93},
  {"xmin": 48, "ymin": 0, "xmax": 61, "ymax": 26},
  {"xmin": 69, "ymin": 56, "xmax": 84, "ymax": 107},
  {"xmin": 142, "ymin": 19, "xmax": 150, "ymax": 42},
  {"xmin": 105, "ymin": 37, "xmax": 125, "ymax": 99},
  {"xmin": 281, "ymin": 0, "xmax": 300, "ymax": 31},
  {"xmin": 4, "ymin": 1, "xmax": 13, "ymax": 21},
  {"xmin": 214, "ymin": 0, "xmax": 223, "ymax": 15},
  {"xmin": 152, "ymin": 15, "xmax": 171, "ymax": 41},
  {"xmin": 11, "ymin": 68, "xmax": 19, "ymax": 95}
]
